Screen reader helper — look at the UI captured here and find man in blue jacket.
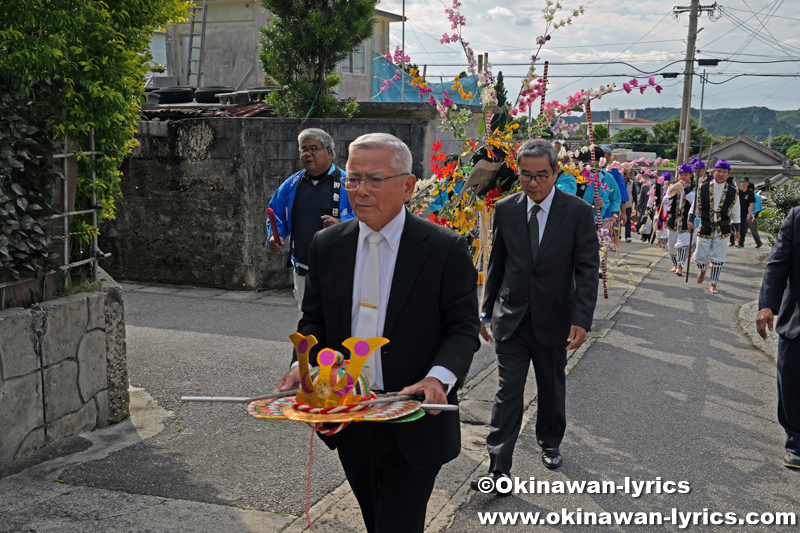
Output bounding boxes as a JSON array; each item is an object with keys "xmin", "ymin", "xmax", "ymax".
[{"xmin": 267, "ymin": 128, "xmax": 355, "ymax": 307}]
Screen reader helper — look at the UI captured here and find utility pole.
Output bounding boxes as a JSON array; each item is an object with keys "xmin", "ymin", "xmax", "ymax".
[
  {"xmin": 674, "ymin": 2, "xmax": 718, "ymax": 164},
  {"xmin": 698, "ymin": 70, "xmax": 706, "ymax": 128}
]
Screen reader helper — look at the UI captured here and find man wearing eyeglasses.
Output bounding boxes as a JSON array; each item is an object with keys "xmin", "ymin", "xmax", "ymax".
[
  {"xmin": 266, "ymin": 128, "xmax": 355, "ymax": 308},
  {"xmin": 274, "ymin": 133, "xmax": 480, "ymax": 532},
  {"xmin": 472, "ymin": 139, "xmax": 599, "ymax": 490}
]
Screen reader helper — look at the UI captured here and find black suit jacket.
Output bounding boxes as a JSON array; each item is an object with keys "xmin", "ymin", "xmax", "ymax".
[
  {"xmin": 759, "ymin": 206, "xmax": 800, "ymax": 339},
  {"xmin": 482, "ymin": 188, "xmax": 600, "ymax": 345},
  {"xmin": 298, "ymin": 210, "xmax": 480, "ymax": 469}
]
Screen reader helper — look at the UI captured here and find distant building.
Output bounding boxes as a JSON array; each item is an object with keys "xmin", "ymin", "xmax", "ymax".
[
  {"xmin": 149, "ymin": 2, "xmax": 402, "ymax": 102},
  {"xmin": 694, "ymin": 131, "xmax": 800, "ymax": 187},
  {"xmin": 582, "ymin": 108, "xmax": 658, "ymax": 137}
]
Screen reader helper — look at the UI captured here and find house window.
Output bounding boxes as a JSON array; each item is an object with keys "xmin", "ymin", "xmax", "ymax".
[{"xmin": 341, "ymin": 44, "xmax": 366, "ymax": 75}]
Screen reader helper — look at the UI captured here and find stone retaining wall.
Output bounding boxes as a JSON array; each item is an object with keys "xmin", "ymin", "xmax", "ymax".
[
  {"xmin": 0, "ymin": 272, "xmax": 128, "ymax": 466},
  {"xmin": 98, "ymin": 114, "xmax": 470, "ymax": 290}
]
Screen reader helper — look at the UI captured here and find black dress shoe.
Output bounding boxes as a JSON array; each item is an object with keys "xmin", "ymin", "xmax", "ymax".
[
  {"xmin": 542, "ymin": 448, "xmax": 563, "ymax": 469},
  {"xmin": 784, "ymin": 451, "xmax": 800, "ymax": 469},
  {"xmin": 470, "ymin": 471, "xmax": 512, "ymax": 496}
]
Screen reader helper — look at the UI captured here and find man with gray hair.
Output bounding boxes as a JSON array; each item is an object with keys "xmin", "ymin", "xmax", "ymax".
[
  {"xmin": 275, "ymin": 132, "xmax": 480, "ymax": 531},
  {"xmin": 472, "ymin": 138, "xmax": 598, "ymax": 490},
  {"xmin": 267, "ymin": 128, "xmax": 355, "ymax": 307}
]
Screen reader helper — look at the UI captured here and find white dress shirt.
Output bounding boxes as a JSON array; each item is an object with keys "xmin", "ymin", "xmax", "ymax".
[
  {"xmin": 290, "ymin": 209, "xmax": 456, "ymax": 392},
  {"xmin": 526, "ymin": 184, "xmax": 556, "ymax": 241},
  {"xmin": 350, "ymin": 209, "xmax": 456, "ymax": 392}
]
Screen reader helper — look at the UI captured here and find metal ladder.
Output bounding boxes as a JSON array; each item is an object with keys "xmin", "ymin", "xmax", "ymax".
[{"xmin": 186, "ymin": 0, "xmax": 208, "ymax": 87}]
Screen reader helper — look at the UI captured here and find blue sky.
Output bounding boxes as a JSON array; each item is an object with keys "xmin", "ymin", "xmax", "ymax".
[{"xmin": 376, "ymin": 0, "xmax": 799, "ymax": 112}]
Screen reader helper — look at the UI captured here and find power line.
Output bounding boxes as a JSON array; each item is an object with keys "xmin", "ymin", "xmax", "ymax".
[
  {"xmin": 723, "ymin": 5, "xmax": 800, "ymax": 22},
  {"xmin": 550, "ymin": 11, "xmax": 674, "ymax": 94}
]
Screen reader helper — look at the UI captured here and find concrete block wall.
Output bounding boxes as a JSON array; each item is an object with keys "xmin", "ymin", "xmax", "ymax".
[
  {"xmin": 0, "ymin": 274, "xmax": 128, "ymax": 466},
  {"xmin": 99, "ymin": 116, "xmax": 436, "ymax": 290}
]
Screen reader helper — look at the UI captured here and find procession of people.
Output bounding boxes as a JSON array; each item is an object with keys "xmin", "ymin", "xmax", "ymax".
[{"xmin": 265, "ymin": 129, "xmax": 791, "ymax": 532}]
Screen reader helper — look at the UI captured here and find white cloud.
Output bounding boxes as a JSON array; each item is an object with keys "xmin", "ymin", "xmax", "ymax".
[
  {"xmin": 377, "ymin": 0, "xmax": 800, "ymax": 110},
  {"xmin": 486, "ymin": 6, "xmax": 514, "ymax": 18}
]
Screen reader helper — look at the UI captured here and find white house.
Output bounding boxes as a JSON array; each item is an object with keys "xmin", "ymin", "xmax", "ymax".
[
  {"xmin": 603, "ymin": 108, "xmax": 658, "ymax": 136},
  {"xmin": 149, "ymin": 1, "xmax": 402, "ymax": 102}
]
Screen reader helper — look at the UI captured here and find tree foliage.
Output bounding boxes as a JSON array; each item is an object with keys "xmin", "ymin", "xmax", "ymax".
[
  {"xmin": 761, "ymin": 185, "xmax": 800, "ymax": 246},
  {"xmin": 593, "ymin": 124, "xmax": 609, "ymax": 143},
  {"xmin": 259, "ymin": 0, "xmax": 378, "ymax": 118},
  {"xmin": 787, "ymin": 144, "xmax": 800, "ymax": 161},
  {"xmin": 651, "ymin": 116, "xmax": 714, "ymax": 160},
  {"xmin": 0, "ymin": 0, "xmax": 190, "ymax": 266},
  {"xmin": 490, "ymin": 71, "xmax": 509, "ymax": 132},
  {"xmin": 611, "ymin": 127, "xmax": 655, "ymax": 153},
  {"xmin": 766, "ymin": 134, "xmax": 799, "ymax": 155}
]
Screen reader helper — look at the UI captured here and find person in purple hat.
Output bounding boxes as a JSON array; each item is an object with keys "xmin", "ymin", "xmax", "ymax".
[
  {"xmin": 691, "ymin": 157, "xmax": 708, "ymax": 184},
  {"xmin": 665, "ymin": 163, "xmax": 695, "ymax": 275},
  {"xmin": 692, "ymin": 160, "xmax": 741, "ymax": 294}
]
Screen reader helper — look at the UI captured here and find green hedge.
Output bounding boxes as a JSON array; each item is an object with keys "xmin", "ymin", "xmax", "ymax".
[
  {"xmin": 761, "ymin": 185, "xmax": 800, "ymax": 246},
  {"xmin": 0, "ymin": 0, "xmax": 190, "ymax": 270}
]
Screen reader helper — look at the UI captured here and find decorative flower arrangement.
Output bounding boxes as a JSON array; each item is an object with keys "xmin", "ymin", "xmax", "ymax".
[{"xmin": 380, "ymin": 0, "xmax": 666, "ymax": 293}]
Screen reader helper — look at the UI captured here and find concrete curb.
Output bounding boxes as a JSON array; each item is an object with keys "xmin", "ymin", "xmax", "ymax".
[{"xmin": 738, "ymin": 299, "xmax": 779, "ymax": 363}]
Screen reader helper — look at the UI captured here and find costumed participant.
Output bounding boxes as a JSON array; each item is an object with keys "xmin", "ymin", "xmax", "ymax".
[
  {"xmin": 692, "ymin": 157, "xmax": 708, "ymax": 184},
  {"xmin": 637, "ymin": 173, "xmax": 655, "ymax": 242},
  {"xmin": 267, "ymin": 128, "xmax": 355, "ymax": 308},
  {"xmin": 602, "ymin": 145, "xmax": 629, "ymax": 249},
  {"xmin": 665, "ymin": 164, "xmax": 695, "ymax": 275},
  {"xmin": 624, "ymin": 166, "xmax": 638, "ymax": 242},
  {"xmin": 274, "ymin": 133, "xmax": 480, "ymax": 532},
  {"xmin": 692, "ymin": 160, "xmax": 741, "ymax": 294},
  {"xmin": 652, "ymin": 172, "xmax": 672, "ymax": 251},
  {"xmin": 472, "ymin": 139, "xmax": 598, "ymax": 488},
  {"xmin": 689, "ymin": 158, "xmax": 708, "ymax": 257},
  {"xmin": 574, "ymin": 147, "xmax": 612, "ymax": 217}
]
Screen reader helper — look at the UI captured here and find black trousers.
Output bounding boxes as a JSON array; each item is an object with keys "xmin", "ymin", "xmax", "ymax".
[
  {"xmin": 730, "ymin": 223, "xmax": 740, "ymax": 245},
  {"xmin": 625, "ymin": 206, "xmax": 633, "ymax": 239},
  {"xmin": 487, "ymin": 316, "xmax": 567, "ymax": 474},
  {"xmin": 739, "ymin": 216, "xmax": 750, "ymax": 244},
  {"xmin": 337, "ymin": 422, "xmax": 440, "ymax": 533},
  {"xmin": 778, "ymin": 334, "xmax": 800, "ymax": 455}
]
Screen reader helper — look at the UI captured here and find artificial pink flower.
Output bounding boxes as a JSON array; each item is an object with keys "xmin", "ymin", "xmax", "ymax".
[
  {"xmin": 648, "ymin": 77, "xmax": 656, "ymax": 86},
  {"xmin": 640, "ymin": 86, "xmax": 647, "ymax": 94},
  {"xmin": 655, "ymin": 85, "xmax": 663, "ymax": 94},
  {"xmin": 623, "ymin": 83, "xmax": 632, "ymax": 94},
  {"xmin": 630, "ymin": 79, "xmax": 639, "ymax": 87}
]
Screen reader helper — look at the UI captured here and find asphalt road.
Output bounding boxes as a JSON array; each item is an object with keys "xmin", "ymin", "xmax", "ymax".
[
  {"xmin": 58, "ymin": 286, "xmax": 497, "ymax": 517},
  {"xmin": 3, "ymin": 240, "xmax": 795, "ymax": 533},
  {"xmin": 449, "ymin": 244, "xmax": 799, "ymax": 532}
]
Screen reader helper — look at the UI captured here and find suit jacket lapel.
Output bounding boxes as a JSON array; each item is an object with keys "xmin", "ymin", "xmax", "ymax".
[
  {"xmin": 509, "ymin": 192, "xmax": 534, "ymax": 268},
  {"xmin": 331, "ymin": 221, "xmax": 359, "ymax": 334},
  {"xmin": 537, "ymin": 188, "xmax": 567, "ymax": 261},
  {"xmin": 384, "ymin": 211, "xmax": 430, "ymax": 337}
]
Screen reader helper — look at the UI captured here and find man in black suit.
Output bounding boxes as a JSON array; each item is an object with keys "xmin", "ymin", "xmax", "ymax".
[
  {"xmin": 756, "ymin": 206, "xmax": 800, "ymax": 469},
  {"xmin": 275, "ymin": 133, "xmax": 480, "ymax": 531},
  {"xmin": 473, "ymin": 139, "xmax": 599, "ymax": 487}
]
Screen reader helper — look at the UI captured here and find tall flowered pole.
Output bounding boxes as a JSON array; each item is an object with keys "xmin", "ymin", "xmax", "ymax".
[
  {"xmin": 536, "ymin": 61, "xmax": 549, "ymax": 139},
  {"xmin": 539, "ymin": 61, "xmax": 549, "ymax": 116},
  {"xmin": 584, "ymin": 100, "xmax": 609, "ymax": 299}
]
